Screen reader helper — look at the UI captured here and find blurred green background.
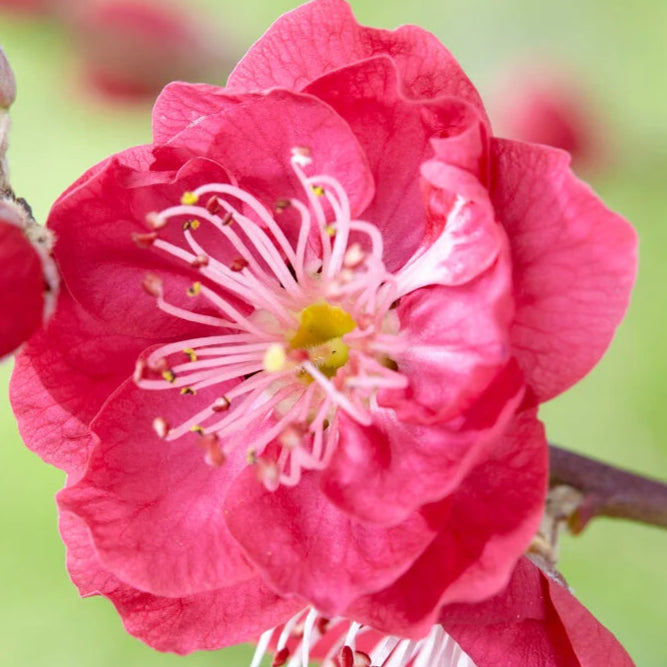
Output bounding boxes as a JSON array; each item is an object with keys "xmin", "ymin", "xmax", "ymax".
[{"xmin": 1, "ymin": 0, "xmax": 665, "ymax": 665}]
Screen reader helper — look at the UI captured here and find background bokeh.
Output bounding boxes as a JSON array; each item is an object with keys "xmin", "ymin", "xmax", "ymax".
[{"xmin": 1, "ymin": 0, "xmax": 666, "ymax": 665}]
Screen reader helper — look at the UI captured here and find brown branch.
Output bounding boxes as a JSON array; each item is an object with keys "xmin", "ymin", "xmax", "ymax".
[{"xmin": 548, "ymin": 444, "xmax": 667, "ymax": 533}]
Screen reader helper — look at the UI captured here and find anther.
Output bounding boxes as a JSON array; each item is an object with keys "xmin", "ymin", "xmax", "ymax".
[
  {"xmin": 205, "ymin": 195, "xmax": 220, "ymax": 213},
  {"xmin": 271, "ymin": 647, "xmax": 290, "ymax": 667},
  {"xmin": 230, "ymin": 257, "xmax": 249, "ymax": 272},
  {"xmin": 146, "ymin": 211, "xmax": 167, "ymax": 229},
  {"xmin": 339, "ymin": 646, "xmax": 354, "ymax": 667},
  {"xmin": 263, "ymin": 343, "xmax": 287, "ymax": 372},
  {"xmin": 152, "ymin": 417, "xmax": 170, "ymax": 439},
  {"xmin": 190, "ymin": 254, "xmax": 209, "ymax": 268},
  {"xmin": 181, "ymin": 191, "xmax": 198, "ymax": 205},
  {"xmin": 187, "ymin": 282, "xmax": 202, "ymax": 297},
  {"xmin": 133, "ymin": 358, "xmax": 147, "ymax": 383},
  {"xmin": 162, "ymin": 369, "xmax": 177, "ymax": 383},
  {"xmin": 180, "ymin": 387, "xmax": 196, "ymax": 395},
  {"xmin": 197, "ymin": 433, "xmax": 225, "ymax": 467},
  {"xmin": 183, "ymin": 348, "xmax": 197, "ymax": 362},
  {"xmin": 183, "ymin": 219, "xmax": 201, "ymax": 231},
  {"xmin": 190, "ymin": 425, "xmax": 205, "ymax": 435},
  {"xmin": 132, "ymin": 231, "xmax": 158, "ymax": 247},
  {"xmin": 211, "ymin": 396, "xmax": 231, "ymax": 412},
  {"xmin": 290, "ymin": 145, "xmax": 312, "ymax": 167},
  {"xmin": 311, "ymin": 184, "xmax": 325, "ymax": 197},
  {"xmin": 142, "ymin": 273, "xmax": 162, "ymax": 297},
  {"xmin": 275, "ymin": 198, "xmax": 291, "ymax": 213}
]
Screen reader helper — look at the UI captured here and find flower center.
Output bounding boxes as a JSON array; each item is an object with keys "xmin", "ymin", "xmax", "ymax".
[
  {"xmin": 133, "ymin": 147, "xmax": 409, "ymax": 490},
  {"xmin": 290, "ymin": 301, "xmax": 356, "ymax": 378}
]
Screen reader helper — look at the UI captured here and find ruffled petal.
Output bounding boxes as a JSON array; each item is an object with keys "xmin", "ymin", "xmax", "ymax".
[
  {"xmin": 228, "ymin": 0, "xmax": 487, "ymax": 121},
  {"xmin": 349, "ymin": 410, "xmax": 547, "ymax": 637},
  {"xmin": 440, "ymin": 557, "xmax": 633, "ymax": 667},
  {"xmin": 60, "ymin": 511, "xmax": 302, "ymax": 655},
  {"xmin": 322, "ymin": 361, "xmax": 525, "ymax": 525},
  {"xmin": 10, "ymin": 288, "xmax": 151, "ymax": 480},
  {"xmin": 58, "ymin": 378, "xmax": 255, "ymax": 597},
  {"xmin": 224, "ymin": 469, "xmax": 450, "ymax": 617},
  {"xmin": 304, "ymin": 55, "xmax": 487, "ymax": 270},
  {"xmin": 490, "ymin": 138, "xmax": 637, "ymax": 403}
]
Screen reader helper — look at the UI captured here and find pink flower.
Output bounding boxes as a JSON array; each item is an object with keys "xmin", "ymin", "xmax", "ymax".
[
  {"xmin": 11, "ymin": 0, "xmax": 636, "ymax": 655},
  {"xmin": 0, "ymin": 199, "xmax": 57, "ymax": 358},
  {"xmin": 65, "ymin": 0, "xmax": 231, "ymax": 102},
  {"xmin": 491, "ymin": 66, "xmax": 602, "ymax": 170}
]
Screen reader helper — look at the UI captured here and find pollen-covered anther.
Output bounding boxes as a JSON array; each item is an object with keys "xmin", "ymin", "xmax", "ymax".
[
  {"xmin": 229, "ymin": 257, "xmax": 249, "ymax": 272},
  {"xmin": 152, "ymin": 417, "xmax": 170, "ymax": 439},
  {"xmin": 142, "ymin": 272, "xmax": 163, "ymax": 297},
  {"xmin": 180, "ymin": 191, "xmax": 198, "ymax": 205},
  {"xmin": 211, "ymin": 396, "xmax": 231, "ymax": 412},
  {"xmin": 182, "ymin": 219, "xmax": 201, "ymax": 231},
  {"xmin": 197, "ymin": 433, "xmax": 225, "ymax": 467},
  {"xmin": 145, "ymin": 211, "xmax": 167, "ymax": 229},
  {"xmin": 183, "ymin": 347, "xmax": 197, "ymax": 362},
  {"xmin": 180, "ymin": 387, "xmax": 196, "ymax": 395},
  {"xmin": 132, "ymin": 231, "xmax": 158, "ymax": 248},
  {"xmin": 312, "ymin": 184, "xmax": 325, "ymax": 197},
  {"xmin": 186, "ymin": 281, "xmax": 202, "ymax": 297},
  {"xmin": 162, "ymin": 368, "xmax": 177, "ymax": 383},
  {"xmin": 263, "ymin": 343, "xmax": 287, "ymax": 372}
]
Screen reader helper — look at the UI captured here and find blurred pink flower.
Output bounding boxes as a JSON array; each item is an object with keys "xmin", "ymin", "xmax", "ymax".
[
  {"xmin": 11, "ymin": 0, "xmax": 636, "ymax": 656},
  {"xmin": 66, "ymin": 0, "xmax": 230, "ymax": 101},
  {"xmin": 492, "ymin": 66, "xmax": 603, "ymax": 169}
]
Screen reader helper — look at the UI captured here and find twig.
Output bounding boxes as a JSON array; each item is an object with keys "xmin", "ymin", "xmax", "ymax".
[{"xmin": 548, "ymin": 444, "xmax": 667, "ymax": 533}]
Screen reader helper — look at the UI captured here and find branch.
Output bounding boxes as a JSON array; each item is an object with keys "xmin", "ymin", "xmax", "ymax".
[{"xmin": 548, "ymin": 444, "xmax": 667, "ymax": 533}]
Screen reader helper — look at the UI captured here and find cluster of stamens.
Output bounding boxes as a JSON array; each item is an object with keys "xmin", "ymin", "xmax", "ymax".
[
  {"xmin": 133, "ymin": 147, "xmax": 408, "ymax": 489},
  {"xmin": 250, "ymin": 607, "xmax": 477, "ymax": 667}
]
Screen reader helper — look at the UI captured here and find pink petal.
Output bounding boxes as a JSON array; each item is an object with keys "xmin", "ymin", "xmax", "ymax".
[
  {"xmin": 490, "ymin": 138, "xmax": 637, "ymax": 403},
  {"xmin": 224, "ymin": 469, "xmax": 450, "ymax": 617},
  {"xmin": 58, "ymin": 378, "xmax": 255, "ymax": 597},
  {"xmin": 157, "ymin": 89, "xmax": 374, "ymax": 218},
  {"xmin": 0, "ymin": 202, "xmax": 44, "ymax": 357},
  {"xmin": 152, "ymin": 82, "xmax": 243, "ymax": 143},
  {"xmin": 323, "ymin": 361, "xmax": 525, "ymax": 525},
  {"xmin": 10, "ymin": 288, "xmax": 152, "ymax": 480},
  {"xmin": 60, "ymin": 511, "xmax": 302, "ymax": 654},
  {"xmin": 228, "ymin": 0, "xmax": 487, "ymax": 121},
  {"xmin": 304, "ymin": 55, "xmax": 487, "ymax": 270},
  {"xmin": 388, "ymin": 255, "xmax": 512, "ymax": 424},
  {"xmin": 349, "ymin": 410, "xmax": 547, "ymax": 637},
  {"xmin": 440, "ymin": 557, "xmax": 633, "ymax": 666}
]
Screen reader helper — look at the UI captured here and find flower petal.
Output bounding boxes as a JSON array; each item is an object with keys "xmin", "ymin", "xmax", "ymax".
[
  {"xmin": 10, "ymin": 288, "xmax": 151, "ymax": 480},
  {"xmin": 228, "ymin": 0, "xmax": 487, "ymax": 121},
  {"xmin": 440, "ymin": 557, "xmax": 634, "ymax": 667},
  {"xmin": 348, "ymin": 409, "xmax": 547, "ymax": 637},
  {"xmin": 491, "ymin": 138, "xmax": 637, "ymax": 403},
  {"xmin": 58, "ymin": 378, "xmax": 255, "ymax": 597},
  {"xmin": 224, "ymin": 469, "xmax": 450, "ymax": 617},
  {"xmin": 305, "ymin": 55, "xmax": 487, "ymax": 270},
  {"xmin": 323, "ymin": 361, "xmax": 525, "ymax": 525},
  {"xmin": 60, "ymin": 511, "xmax": 302, "ymax": 655}
]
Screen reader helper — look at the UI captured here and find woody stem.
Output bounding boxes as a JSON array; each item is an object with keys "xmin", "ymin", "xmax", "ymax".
[{"xmin": 548, "ymin": 444, "xmax": 667, "ymax": 533}]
